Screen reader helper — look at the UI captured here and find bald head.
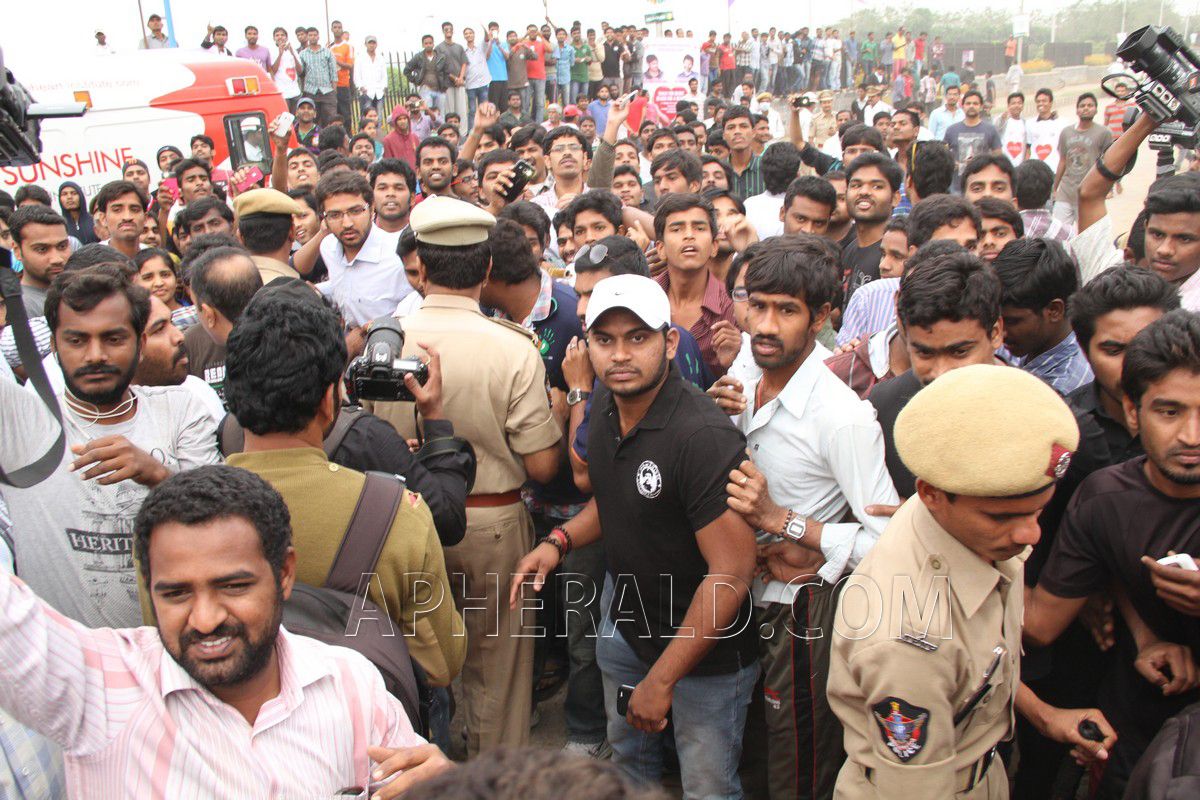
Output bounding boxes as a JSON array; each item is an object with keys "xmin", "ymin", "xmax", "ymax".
[{"xmin": 188, "ymin": 245, "xmax": 263, "ymax": 344}]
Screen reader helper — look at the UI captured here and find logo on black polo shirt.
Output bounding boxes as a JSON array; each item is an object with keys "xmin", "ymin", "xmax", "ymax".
[{"xmin": 636, "ymin": 460, "xmax": 662, "ymax": 499}]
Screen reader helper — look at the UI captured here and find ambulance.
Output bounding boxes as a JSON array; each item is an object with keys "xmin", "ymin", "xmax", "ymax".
[{"xmin": 1, "ymin": 49, "xmax": 290, "ymax": 198}]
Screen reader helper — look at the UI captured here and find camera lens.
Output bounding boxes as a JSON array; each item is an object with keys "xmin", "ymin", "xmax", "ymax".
[{"xmin": 1118, "ymin": 26, "xmax": 1176, "ymax": 77}]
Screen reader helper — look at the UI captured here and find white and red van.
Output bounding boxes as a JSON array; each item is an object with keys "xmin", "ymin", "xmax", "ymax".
[{"xmin": 2, "ymin": 49, "xmax": 289, "ymax": 198}]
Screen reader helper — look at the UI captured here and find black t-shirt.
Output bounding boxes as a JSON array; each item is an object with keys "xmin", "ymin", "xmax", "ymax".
[
  {"xmin": 602, "ymin": 41, "xmax": 624, "ymax": 78},
  {"xmin": 183, "ymin": 324, "xmax": 227, "ymax": 402},
  {"xmin": 841, "ymin": 236, "xmax": 882, "ymax": 306},
  {"xmin": 588, "ymin": 365, "xmax": 756, "ymax": 675},
  {"xmin": 868, "ymin": 368, "xmax": 921, "ymax": 498},
  {"xmin": 1066, "ymin": 381, "xmax": 1143, "ymax": 468},
  {"xmin": 1039, "ymin": 457, "xmax": 1200, "ymax": 769}
]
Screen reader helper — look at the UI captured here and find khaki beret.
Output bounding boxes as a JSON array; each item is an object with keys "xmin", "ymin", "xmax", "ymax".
[
  {"xmin": 895, "ymin": 365, "xmax": 1080, "ymax": 498},
  {"xmin": 234, "ymin": 188, "xmax": 303, "ymax": 218},
  {"xmin": 410, "ymin": 196, "xmax": 495, "ymax": 246},
  {"xmin": 818, "ymin": 89, "xmax": 834, "ymax": 101}
]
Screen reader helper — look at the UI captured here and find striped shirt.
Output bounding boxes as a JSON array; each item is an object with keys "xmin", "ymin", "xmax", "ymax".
[
  {"xmin": 1015, "ymin": 330, "xmax": 1094, "ymax": 395},
  {"xmin": 836, "ymin": 277, "xmax": 899, "ymax": 346},
  {"xmin": 0, "ymin": 571, "xmax": 423, "ymax": 799},
  {"xmin": 731, "ymin": 154, "xmax": 764, "ymax": 200}
]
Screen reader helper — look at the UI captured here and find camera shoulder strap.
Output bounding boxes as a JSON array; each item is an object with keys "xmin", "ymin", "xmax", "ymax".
[{"xmin": 0, "ymin": 259, "xmax": 66, "ymax": 488}]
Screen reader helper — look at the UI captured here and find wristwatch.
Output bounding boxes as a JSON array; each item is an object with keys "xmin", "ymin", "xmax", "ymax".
[
  {"xmin": 781, "ymin": 510, "xmax": 807, "ymax": 543},
  {"xmin": 566, "ymin": 388, "xmax": 592, "ymax": 407}
]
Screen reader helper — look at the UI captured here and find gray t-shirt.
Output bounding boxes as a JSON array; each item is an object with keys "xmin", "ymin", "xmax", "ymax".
[
  {"xmin": 435, "ymin": 41, "xmax": 467, "ymax": 80},
  {"xmin": 20, "ymin": 285, "xmax": 47, "ymax": 320},
  {"xmin": 1055, "ymin": 123, "xmax": 1112, "ymax": 204},
  {"xmin": 0, "ymin": 380, "xmax": 220, "ymax": 628}
]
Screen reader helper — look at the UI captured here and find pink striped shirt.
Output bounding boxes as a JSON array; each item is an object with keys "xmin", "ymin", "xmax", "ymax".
[{"xmin": 0, "ymin": 572, "xmax": 423, "ymax": 798}]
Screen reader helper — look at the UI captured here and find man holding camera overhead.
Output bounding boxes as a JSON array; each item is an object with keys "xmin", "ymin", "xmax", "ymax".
[{"xmin": 367, "ymin": 196, "xmax": 563, "ymax": 756}]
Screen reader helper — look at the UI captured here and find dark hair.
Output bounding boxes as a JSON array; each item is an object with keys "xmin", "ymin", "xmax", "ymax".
[
  {"xmin": 846, "ymin": 152, "xmax": 903, "ymax": 192},
  {"xmin": 314, "ymin": 170, "xmax": 372, "ymax": 209},
  {"xmin": 991, "ymin": 238, "xmax": 1078, "ymax": 311},
  {"xmin": 1068, "ymin": 266, "xmax": 1180, "ymax": 351},
  {"xmin": 133, "ymin": 247, "xmax": 182, "ymax": 295},
  {"xmin": 287, "ymin": 147, "xmax": 316, "ymax": 163},
  {"xmin": 543, "ymin": 125, "xmax": 590, "ymax": 154},
  {"xmin": 743, "ymin": 235, "xmax": 839, "ymax": 312},
  {"xmin": 760, "ymin": 142, "xmax": 803, "ymax": 195},
  {"xmin": 417, "ymin": 239, "xmax": 491, "ymax": 289},
  {"xmin": 478, "ymin": 148, "xmax": 520, "ymax": 178},
  {"xmin": 397, "ymin": 227, "xmax": 418, "ymax": 259},
  {"xmin": 1077, "ymin": 92, "xmax": 1098, "ymax": 106},
  {"xmin": 783, "ymin": 176, "xmax": 836, "ymax": 214},
  {"xmin": 62, "ymin": 244, "xmax": 134, "ymax": 276},
  {"xmin": 871, "ymin": 111, "xmax": 893, "ymax": 126},
  {"xmin": 369, "ymin": 158, "xmax": 417, "ymax": 192},
  {"xmin": 840, "ymin": 123, "xmax": 885, "ymax": 153},
  {"xmin": 1144, "ymin": 172, "xmax": 1200, "ymax": 217},
  {"xmin": 238, "ymin": 210, "xmax": 294, "ymax": 255},
  {"xmin": 1008, "ymin": 91, "xmax": 1025, "ymax": 103},
  {"xmin": 14, "ymin": 185, "xmax": 53, "ymax": 207},
  {"xmin": 975, "ymin": 197, "xmax": 1024, "ymax": 237},
  {"xmin": 486, "ymin": 218, "xmax": 540, "ymax": 284},
  {"xmin": 706, "ymin": 132, "xmax": 727, "ymax": 151},
  {"xmin": 287, "ymin": 188, "xmax": 318, "ymax": 215},
  {"xmin": 1035, "ymin": 87, "xmax": 1054, "ymax": 101},
  {"xmin": 190, "ymin": 134, "xmax": 215, "ymax": 150},
  {"xmin": 479, "ymin": 122, "xmax": 507, "ymax": 146},
  {"xmin": 45, "ymin": 264, "xmax": 151, "ymax": 337},
  {"xmin": 134, "ymin": 465, "xmax": 292, "ymax": 584},
  {"xmin": 699, "ymin": 154, "xmax": 735, "ymax": 188},
  {"xmin": 319, "ymin": 125, "xmax": 349, "ymax": 155},
  {"xmin": 1014, "ymin": 159, "xmax": 1054, "ymax": 209},
  {"xmin": 962, "ymin": 153, "xmax": 1015, "ymax": 194},
  {"xmin": 188, "ymin": 245, "xmax": 262, "ymax": 323},
  {"xmin": 225, "ymin": 287, "xmax": 348, "ymax": 434},
  {"xmin": 349, "ymin": 132, "xmax": 374, "ymax": 150},
  {"xmin": 318, "ymin": 152, "xmax": 351, "ymax": 173},
  {"xmin": 177, "ymin": 195, "xmax": 235, "ymax": 234},
  {"xmin": 722, "ymin": 105, "xmax": 753, "ymax": 130},
  {"xmin": 416, "ymin": 135, "xmax": 458, "ymax": 164},
  {"xmin": 510, "ymin": 124, "xmax": 545, "ymax": 152},
  {"xmin": 646, "ymin": 128, "xmax": 680, "ymax": 153},
  {"xmin": 9, "ymin": 204, "xmax": 67, "ymax": 245},
  {"xmin": 613, "ymin": 164, "xmax": 642, "ymax": 182},
  {"xmin": 173, "ymin": 158, "xmax": 211, "ymax": 182},
  {"xmin": 1128, "ymin": 209, "xmax": 1149, "ymax": 261},
  {"xmin": 898, "ymin": 249, "xmax": 1001, "ymax": 332},
  {"xmin": 561, "ymin": 190, "xmax": 623, "ymax": 232},
  {"xmin": 702, "ymin": 188, "xmax": 746, "ymax": 215},
  {"xmin": 95, "ymin": 180, "xmax": 149, "ymax": 213},
  {"xmin": 497, "ymin": 201, "xmax": 551, "ymax": 247},
  {"xmin": 907, "ymin": 194, "xmax": 982, "ymax": 249},
  {"xmin": 653, "ymin": 192, "xmax": 717, "ymax": 240},
  {"xmin": 962, "ymin": 89, "xmax": 983, "ymax": 105},
  {"xmin": 909, "ymin": 141, "xmax": 956, "ymax": 200},
  {"xmin": 181, "ymin": 233, "xmax": 242, "ymax": 272},
  {"xmin": 1121, "ymin": 310, "xmax": 1200, "ymax": 405},
  {"xmin": 893, "ymin": 108, "xmax": 922, "ymax": 129},
  {"xmin": 650, "ymin": 149, "xmax": 702, "ymax": 186},
  {"xmin": 574, "ymin": 235, "xmax": 650, "ymax": 277}
]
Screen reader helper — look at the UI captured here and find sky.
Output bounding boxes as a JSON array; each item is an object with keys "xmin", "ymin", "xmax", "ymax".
[{"xmin": 4, "ymin": 0, "xmax": 1098, "ymax": 74}]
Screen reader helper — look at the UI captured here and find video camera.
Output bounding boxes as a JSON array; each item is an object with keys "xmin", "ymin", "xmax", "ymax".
[
  {"xmin": 347, "ymin": 317, "xmax": 429, "ymax": 403},
  {"xmin": 1103, "ymin": 25, "xmax": 1200, "ymax": 151},
  {"xmin": 0, "ymin": 47, "xmax": 87, "ymax": 166}
]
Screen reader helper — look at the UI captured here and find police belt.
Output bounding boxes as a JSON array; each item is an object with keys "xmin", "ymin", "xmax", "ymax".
[
  {"xmin": 863, "ymin": 745, "xmax": 998, "ymax": 793},
  {"xmin": 465, "ymin": 490, "xmax": 523, "ymax": 508}
]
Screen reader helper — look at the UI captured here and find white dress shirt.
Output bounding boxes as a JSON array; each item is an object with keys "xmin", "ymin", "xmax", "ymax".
[
  {"xmin": 354, "ymin": 52, "xmax": 389, "ymax": 100},
  {"xmin": 319, "ymin": 224, "xmax": 413, "ymax": 326},
  {"xmin": 730, "ymin": 341, "xmax": 899, "ymax": 597}
]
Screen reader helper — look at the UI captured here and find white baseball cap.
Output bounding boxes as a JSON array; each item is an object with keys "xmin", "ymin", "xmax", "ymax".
[{"xmin": 584, "ymin": 274, "xmax": 671, "ymax": 331}]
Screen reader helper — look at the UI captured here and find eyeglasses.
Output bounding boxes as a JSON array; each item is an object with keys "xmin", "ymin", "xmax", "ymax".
[
  {"xmin": 549, "ymin": 143, "xmax": 585, "ymax": 154},
  {"xmin": 452, "ymin": 173, "xmax": 478, "ymax": 186},
  {"xmin": 322, "ymin": 205, "xmax": 370, "ymax": 223},
  {"xmin": 574, "ymin": 242, "xmax": 609, "ymax": 267},
  {"xmin": 731, "ymin": 287, "xmax": 749, "ymax": 302}
]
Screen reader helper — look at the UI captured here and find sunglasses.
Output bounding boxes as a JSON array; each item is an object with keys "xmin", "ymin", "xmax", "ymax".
[{"xmin": 574, "ymin": 242, "xmax": 609, "ymax": 267}]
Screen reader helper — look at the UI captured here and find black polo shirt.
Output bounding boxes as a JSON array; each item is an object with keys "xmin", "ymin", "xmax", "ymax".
[
  {"xmin": 1067, "ymin": 381, "xmax": 1143, "ymax": 467},
  {"xmin": 588, "ymin": 364, "xmax": 756, "ymax": 676},
  {"xmin": 868, "ymin": 368, "xmax": 922, "ymax": 498}
]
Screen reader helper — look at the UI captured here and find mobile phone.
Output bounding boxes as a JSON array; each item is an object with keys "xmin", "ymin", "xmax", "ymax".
[
  {"xmin": 273, "ymin": 111, "xmax": 295, "ymax": 138},
  {"xmin": 1157, "ymin": 553, "xmax": 1199, "ymax": 571},
  {"xmin": 502, "ymin": 159, "xmax": 538, "ymax": 203},
  {"xmin": 160, "ymin": 177, "xmax": 179, "ymax": 200},
  {"xmin": 616, "ymin": 683, "xmax": 635, "ymax": 717},
  {"xmin": 236, "ymin": 166, "xmax": 265, "ymax": 193},
  {"xmin": 622, "ymin": 91, "xmax": 638, "ymax": 104}
]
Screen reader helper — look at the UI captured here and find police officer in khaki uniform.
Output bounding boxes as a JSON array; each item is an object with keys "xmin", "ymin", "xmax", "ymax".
[
  {"xmin": 368, "ymin": 197, "xmax": 562, "ymax": 756},
  {"xmin": 828, "ymin": 365, "xmax": 1117, "ymax": 798},
  {"xmin": 812, "ymin": 89, "xmax": 839, "ymax": 148},
  {"xmin": 232, "ymin": 188, "xmax": 304, "ymax": 283}
]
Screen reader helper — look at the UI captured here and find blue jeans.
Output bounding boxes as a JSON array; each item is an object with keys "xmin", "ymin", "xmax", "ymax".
[
  {"xmin": 528, "ymin": 78, "xmax": 546, "ymax": 122},
  {"xmin": 466, "ymin": 86, "xmax": 489, "ymax": 126},
  {"xmin": 570, "ymin": 80, "xmax": 587, "ymax": 104},
  {"xmin": 596, "ymin": 577, "xmax": 758, "ymax": 800},
  {"xmin": 418, "ymin": 86, "xmax": 446, "ymax": 112}
]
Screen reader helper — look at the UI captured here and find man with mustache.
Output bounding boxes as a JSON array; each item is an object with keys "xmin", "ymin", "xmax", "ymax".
[
  {"xmin": 0, "ymin": 463, "xmax": 453, "ymax": 796},
  {"xmin": 0, "ymin": 265, "xmax": 220, "ymax": 630},
  {"xmin": 707, "ymin": 236, "xmax": 899, "ymax": 798}
]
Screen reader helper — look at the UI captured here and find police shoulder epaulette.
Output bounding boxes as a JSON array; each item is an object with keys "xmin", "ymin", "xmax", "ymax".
[{"xmin": 487, "ymin": 316, "xmax": 540, "ymax": 347}]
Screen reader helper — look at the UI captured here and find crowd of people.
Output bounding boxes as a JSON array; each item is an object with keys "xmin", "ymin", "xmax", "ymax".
[{"xmin": 2, "ymin": 11, "xmax": 1200, "ymax": 800}]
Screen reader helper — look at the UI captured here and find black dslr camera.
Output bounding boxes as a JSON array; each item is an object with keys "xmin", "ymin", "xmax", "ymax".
[
  {"xmin": 347, "ymin": 317, "xmax": 429, "ymax": 402},
  {"xmin": 1104, "ymin": 26, "xmax": 1200, "ymax": 150}
]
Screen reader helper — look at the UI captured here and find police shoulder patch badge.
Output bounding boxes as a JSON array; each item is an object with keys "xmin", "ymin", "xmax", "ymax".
[{"xmin": 871, "ymin": 697, "xmax": 930, "ymax": 762}]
